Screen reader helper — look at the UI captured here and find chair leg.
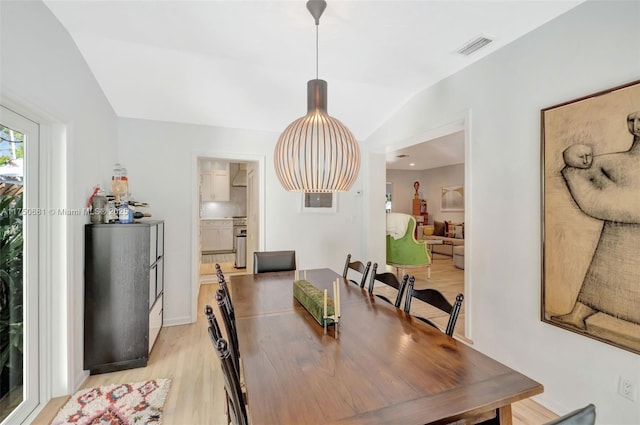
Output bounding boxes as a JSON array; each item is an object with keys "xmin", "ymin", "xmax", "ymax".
[
  {"xmin": 390, "ymin": 265, "xmax": 399, "ymax": 280},
  {"xmin": 427, "ymin": 264, "xmax": 431, "ymax": 280}
]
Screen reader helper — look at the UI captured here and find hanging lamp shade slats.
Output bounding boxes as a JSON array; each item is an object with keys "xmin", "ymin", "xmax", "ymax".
[
  {"xmin": 274, "ymin": 79, "xmax": 360, "ymax": 192},
  {"xmin": 274, "ymin": 1, "xmax": 360, "ymax": 193}
]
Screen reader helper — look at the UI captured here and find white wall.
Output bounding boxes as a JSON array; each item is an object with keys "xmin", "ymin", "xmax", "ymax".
[
  {"xmin": 365, "ymin": 1, "xmax": 640, "ymax": 422},
  {"xmin": 385, "ymin": 169, "xmax": 422, "ymax": 215},
  {"xmin": 421, "ymin": 164, "xmax": 465, "ymax": 224},
  {"xmin": 117, "ymin": 118, "xmax": 365, "ymax": 325},
  {"xmin": 0, "ymin": 0, "xmax": 118, "ymax": 396}
]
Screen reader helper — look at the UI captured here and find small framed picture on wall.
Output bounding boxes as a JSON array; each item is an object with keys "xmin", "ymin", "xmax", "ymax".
[{"xmin": 441, "ymin": 186, "xmax": 464, "ymax": 211}]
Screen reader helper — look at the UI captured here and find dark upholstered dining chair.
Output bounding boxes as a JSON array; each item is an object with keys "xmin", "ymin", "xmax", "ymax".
[
  {"xmin": 253, "ymin": 250, "xmax": 296, "ymax": 274},
  {"xmin": 342, "ymin": 254, "xmax": 371, "ymax": 288},
  {"xmin": 367, "ymin": 263, "xmax": 409, "ymax": 308},
  {"xmin": 545, "ymin": 404, "xmax": 595, "ymax": 425},
  {"xmin": 403, "ymin": 276, "xmax": 463, "ymax": 337}
]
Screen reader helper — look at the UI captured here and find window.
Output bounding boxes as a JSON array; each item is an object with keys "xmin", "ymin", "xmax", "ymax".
[
  {"xmin": 302, "ymin": 193, "xmax": 336, "ymax": 213},
  {"xmin": 0, "ymin": 106, "xmax": 39, "ymax": 424}
]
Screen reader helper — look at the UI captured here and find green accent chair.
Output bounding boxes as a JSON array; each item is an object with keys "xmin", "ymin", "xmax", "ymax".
[{"xmin": 386, "ymin": 215, "xmax": 432, "ymax": 279}]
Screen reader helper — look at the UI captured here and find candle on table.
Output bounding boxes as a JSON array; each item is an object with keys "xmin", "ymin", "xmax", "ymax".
[
  {"xmin": 332, "ymin": 280, "xmax": 337, "ymax": 319},
  {"xmin": 335, "ymin": 278, "xmax": 341, "ymax": 318},
  {"xmin": 323, "ymin": 289, "xmax": 328, "ymax": 319}
]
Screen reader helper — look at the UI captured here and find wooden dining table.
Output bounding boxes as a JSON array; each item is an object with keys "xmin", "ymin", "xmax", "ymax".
[{"xmin": 230, "ymin": 268, "xmax": 543, "ymax": 425}]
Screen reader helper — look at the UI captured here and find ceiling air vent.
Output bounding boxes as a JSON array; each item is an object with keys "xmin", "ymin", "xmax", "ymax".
[{"xmin": 456, "ymin": 36, "xmax": 493, "ymax": 56}]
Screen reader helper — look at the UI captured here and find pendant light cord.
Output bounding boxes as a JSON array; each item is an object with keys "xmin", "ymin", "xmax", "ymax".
[{"xmin": 307, "ymin": 0, "xmax": 325, "ymax": 80}]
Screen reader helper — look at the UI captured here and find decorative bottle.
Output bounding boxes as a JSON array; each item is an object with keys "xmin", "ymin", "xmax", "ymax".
[
  {"xmin": 111, "ymin": 163, "xmax": 128, "ymax": 202},
  {"xmin": 118, "ymin": 201, "xmax": 131, "ymax": 224},
  {"xmin": 90, "ymin": 185, "xmax": 107, "ymax": 224}
]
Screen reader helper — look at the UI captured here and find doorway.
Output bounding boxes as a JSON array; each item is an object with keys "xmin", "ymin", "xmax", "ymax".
[
  {"xmin": 197, "ymin": 158, "xmax": 255, "ymax": 281},
  {"xmin": 191, "ymin": 152, "xmax": 265, "ymax": 322},
  {"xmin": 384, "ymin": 126, "xmax": 468, "ymax": 339}
]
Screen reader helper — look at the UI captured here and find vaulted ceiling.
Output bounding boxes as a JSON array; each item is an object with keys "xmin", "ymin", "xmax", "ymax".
[{"xmin": 45, "ymin": 0, "xmax": 583, "ymax": 166}]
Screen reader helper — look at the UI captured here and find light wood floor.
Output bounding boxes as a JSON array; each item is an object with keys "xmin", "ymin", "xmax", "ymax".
[
  {"xmin": 377, "ymin": 252, "xmax": 468, "ymax": 340},
  {"xmin": 33, "ymin": 256, "xmax": 557, "ymax": 425}
]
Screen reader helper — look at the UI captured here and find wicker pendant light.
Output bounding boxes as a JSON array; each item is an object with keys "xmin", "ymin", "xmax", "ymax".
[{"xmin": 274, "ymin": 0, "xmax": 360, "ymax": 193}]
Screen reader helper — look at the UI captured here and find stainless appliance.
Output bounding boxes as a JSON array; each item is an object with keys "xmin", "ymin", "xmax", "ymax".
[
  {"xmin": 232, "ymin": 216, "xmax": 247, "ymax": 251},
  {"xmin": 235, "ymin": 234, "xmax": 246, "ymax": 269},
  {"xmin": 233, "ymin": 216, "xmax": 247, "ymax": 268}
]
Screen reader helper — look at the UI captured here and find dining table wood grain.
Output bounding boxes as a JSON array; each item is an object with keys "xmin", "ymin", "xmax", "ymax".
[{"xmin": 230, "ymin": 268, "xmax": 543, "ymax": 425}]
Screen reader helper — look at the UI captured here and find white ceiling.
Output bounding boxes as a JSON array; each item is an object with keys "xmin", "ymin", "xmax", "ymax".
[
  {"xmin": 386, "ymin": 131, "xmax": 464, "ymax": 171},
  {"xmin": 44, "ymin": 0, "xmax": 583, "ymax": 168}
]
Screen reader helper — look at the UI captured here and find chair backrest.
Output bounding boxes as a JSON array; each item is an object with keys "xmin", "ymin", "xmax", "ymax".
[
  {"xmin": 216, "ymin": 266, "xmax": 225, "ymax": 282},
  {"xmin": 367, "ymin": 263, "xmax": 409, "ymax": 308},
  {"xmin": 217, "ymin": 275, "xmax": 236, "ymax": 324},
  {"xmin": 204, "ymin": 304, "xmax": 223, "ymax": 341},
  {"xmin": 253, "ymin": 250, "xmax": 296, "ymax": 273},
  {"xmin": 216, "ymin": 289, "xmax": 240, "ymax": 374},
  {"xmin": 545, "ymin": 404, "xmax": 595, "ymax": 425},
  {"xmin": 342, "ymin": 254, "xmax": 372, "ymax": 288},
  {"xmin": 212, "ymin": 337, "xmax": 248, "ymax": 425},
  {"xmin": 403, "ymin": 276, "xmax": 463, "ymax": 336}
]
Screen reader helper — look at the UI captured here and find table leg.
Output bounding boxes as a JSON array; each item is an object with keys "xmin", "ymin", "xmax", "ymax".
[
  {"xmin": 470, "ymin": 404, "xmax": 512, "ymax": 425},
  {"xmin": 497, "ymin": 404, "xmax": 513, "ymax": 425}
]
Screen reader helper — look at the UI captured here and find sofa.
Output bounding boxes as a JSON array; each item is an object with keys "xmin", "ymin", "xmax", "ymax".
[
  {"xmin": 453, "ymin": 246, "xmax": 464, "ymax": 270},
  {"xmin": 419, "ymin": 220, "xmax": 464, "ymax": 257}
]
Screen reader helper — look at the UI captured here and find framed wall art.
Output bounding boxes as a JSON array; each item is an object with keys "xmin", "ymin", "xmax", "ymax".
[
  {"xmin": 541, "ymin": 79, "xmax": 640, "ymax": 354},
  {"xmin": 302, "ymin": 192, "xmax": 336, "ymax": 213},
  {"xmin": 441, "ymin": 186, "xmax": 464, "ymax": 212}
]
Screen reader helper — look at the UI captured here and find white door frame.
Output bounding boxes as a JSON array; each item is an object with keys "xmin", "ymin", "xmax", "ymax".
[
  {"xmin": 190, "ymin": 152, "xmax": 265, "ymax": 323},
  {"xmin": 2, "ymin": 96, "xmax": 70, "ymax": 423},
  {"xmin": 379, "ymin": 110, "xmax": 473, "ymax": 340}
]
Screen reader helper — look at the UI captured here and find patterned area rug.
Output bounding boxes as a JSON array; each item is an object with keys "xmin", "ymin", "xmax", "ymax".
[{"xmin": 51, "ymin": 379, "xmax": 171, "ymax": 425}]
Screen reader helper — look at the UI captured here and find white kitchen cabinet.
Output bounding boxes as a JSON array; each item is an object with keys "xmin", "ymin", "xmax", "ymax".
[
  {"xmin": 217, "ymin": 225, "xmax": 233, "ymax": 250},
  {"xmin": 200, "ymin": 162, "xmax": 230, "ymax": 202},
  {"xmin": 201, "ymin": 219, "xmax": 233, "ymax": 252}
]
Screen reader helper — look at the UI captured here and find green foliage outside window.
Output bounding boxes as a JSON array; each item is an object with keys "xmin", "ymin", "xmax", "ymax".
[{"xmin": 0, "ymin": 194, "xmax": 23, "ymax": 396}]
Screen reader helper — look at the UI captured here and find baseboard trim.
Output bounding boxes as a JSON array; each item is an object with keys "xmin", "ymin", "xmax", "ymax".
[{"xmin": 164, "ymin": 316, "xmax": 193, "ymax": 326}]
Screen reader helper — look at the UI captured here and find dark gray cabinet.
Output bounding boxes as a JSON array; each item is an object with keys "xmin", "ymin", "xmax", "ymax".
[{"xmin": 84, "ymin": 221, "xmax": 164, "ymax": 374}]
